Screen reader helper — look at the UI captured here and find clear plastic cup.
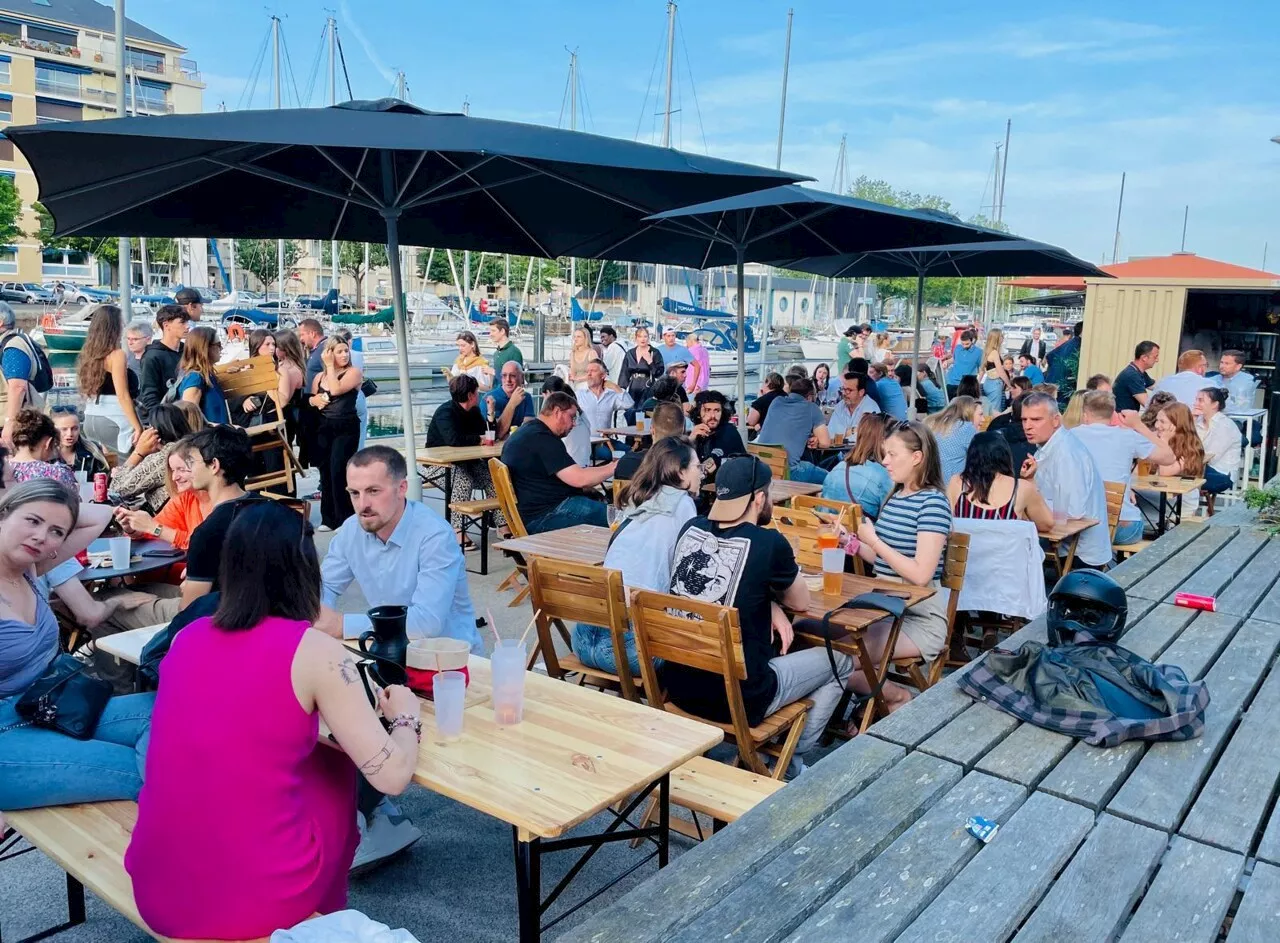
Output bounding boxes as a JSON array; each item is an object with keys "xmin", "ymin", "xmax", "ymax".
[
  {"xmin": 821, "ymin": 547, "xmax": 845, "ymax": 595},
  {"xmin": 78, "ymin": 482, "xmax": 95, "ymax": 503},
  {"xmin": 491, "ymin": 638, "xmax": 527, "ymax": 725},
  {"xmin": 74, "ymin": 469, "xmax": 88, "ymax": 484},
  {"xmin": 433, "ymin": 671, "xmax": 466, "ymax": 740},
  {"xmin": 108, "ymin": 536, "xmax": 131, "ymax": 570}
]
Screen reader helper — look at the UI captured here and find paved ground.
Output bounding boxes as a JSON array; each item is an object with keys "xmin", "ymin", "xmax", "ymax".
[{"xmin": 4, "ymin": 472, "xmax": 769, "ymax": 942}]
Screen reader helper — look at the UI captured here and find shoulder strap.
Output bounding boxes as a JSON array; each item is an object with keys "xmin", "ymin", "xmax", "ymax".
[{"xmin": 817, "ymin": 592, "xmax": 908, "ymax": 693}]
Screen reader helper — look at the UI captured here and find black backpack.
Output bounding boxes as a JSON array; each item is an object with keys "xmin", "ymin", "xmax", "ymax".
[{"xmin": 1, "ymin": 331, "xmax": 53, "ymax": 393}]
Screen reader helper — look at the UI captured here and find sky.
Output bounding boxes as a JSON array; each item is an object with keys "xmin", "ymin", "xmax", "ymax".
[{"xmin": 129, "ymin": 0, "xmax": 1280, "ymax": 270}]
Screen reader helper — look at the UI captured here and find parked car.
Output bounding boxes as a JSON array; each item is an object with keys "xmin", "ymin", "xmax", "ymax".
[
  {"xmin": 0, "ymin": 282, "xmax": 56, "ymax": 304},
  {"xmin": 53, "ymin": 285, "xmax": 116, "ymax": 304}
]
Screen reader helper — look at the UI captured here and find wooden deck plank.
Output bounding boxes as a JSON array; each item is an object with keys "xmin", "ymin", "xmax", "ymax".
[
  {"xmin": 1126, "ymin": 526, "xmax": 1236, "ymax": 601},
  {"xmin": 1247, "ymin": 549, "xmax": 1280, "ymax": 625},
  {"xmin": 1109, "ymin": 523, "xmax": 1211, "ymax": 590},
  {"xmin": 555, "ymin": 735, "xmax": 904, "ymax": 943},
  {"xmin": 785, "ymin": 771, "xmax": 1027, "ymax": 943},
  {"xmin": 1011, "ymin": 814, "xmax": 1167, "ymax": 943},
  {"xmin": 1224, "ymin": 861, "xmax": 1280, "ymax": 943},
  {"xmin": 1171, "ymin": 531, "xmax": 1266, "ymax": 600},
  {"xmin": 918, "ymin": 702, "xmax": 1021, "ymax": 771},
  {"xmin": 1180, "ymin": 656, "xmax": 1280, "ymax": 855},
  {"xmin": 1114, "ymin": 604, "xmax": 1197, "ymax": 661},
  {"xmin": 1255, "ymin": 805, "xmax": 1280, "ymax": 867},
  {"xmin": 1216, "ymin": 538, "xmax": 1280, "ymax": 618},
  {"xmin": 1117, "ymin": 837, "xmax": 1243, "ymax": 943},
  {"xmin": 973, "ymin": 722, "xmax": 1073, "ymax": 788},
  {"xmin": 666, "ymin": 752, "xmax": 961, "ymax": 943},
  {"xmin": 1108, "ymin": 619, "xmax": 1280, "ymax": 833},
  {"xmin": 893, "ymin": 791, "xmax": 1093, "ymax": 943},
  {"xmin": 1038, "ymin": 740, "xmax": 1146, "ymax": 811},
  {"xmin": 1151, "ymin": 610, "xmax": 1243, "ymax": 680}
]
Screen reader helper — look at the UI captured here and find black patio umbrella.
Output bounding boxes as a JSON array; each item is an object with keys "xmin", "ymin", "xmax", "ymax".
[
  {"xmin": 8, "ymin": 98, "xmax": 805, "ymax": 494},
  {"xmin": 782, "ymin": 239, "xmax": 1111, "ymax": 414},
  {"xmin": 640, "ymin": 185, "xmax": 1019, "ymax": 409}
]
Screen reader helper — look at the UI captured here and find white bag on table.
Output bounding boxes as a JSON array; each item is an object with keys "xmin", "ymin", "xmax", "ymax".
[{"xmin": 272, "ymin": 910, "xmax": 421, "ymax": 943}]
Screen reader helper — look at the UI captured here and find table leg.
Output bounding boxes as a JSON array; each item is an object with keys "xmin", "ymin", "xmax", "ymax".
[
  {"xmin": 513, "ymin": 830, "xmax": 542, "ymax": 943},
  {"xmin": 1175, "ymin": 492, "xmax": 1184, "ymax": 524},
  {"xmin": 1061, "ymin": 534, "xmax": 1081, "ymax": 575},
  {"xmin": 1157, "ymin": 493, "xmax": 1168, "ymax": 534},
  {"xmin": 443, "ymin": 465, "xmax": 454, "ymax": 522},
  {"xmin": 658, "ymin": 773, "xmax": 670, "ymax": 869},
  {"xmin": 854, "ymin": 615, "xmax": 906, "ymax": 733}
]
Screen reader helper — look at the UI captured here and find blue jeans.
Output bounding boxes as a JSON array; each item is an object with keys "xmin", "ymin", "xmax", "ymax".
[
  {"xmin": 790, "ymin": 460, "xmax": 829, "ymax": 485},
  {"xmin": 572, "ymin": 623, "xmax": 643, "ymax": 678},
  {"xmin": 1114, "ymin": 519, "xmax": 1145, "ymax": 544},
  {"xmin": 526, "ymin": 495, "xmax": 607, "ymax": 534},
  {"xmin": 0, "ymin": 685, "xmax": 155, "ymax": 810},
  {"xmin": 356, "ymin": 389, "xmax": 368, "ymax": 449},
  {"xmin": 1202, "ymin": 465, "xmax": 1234, "ymax": 495}
]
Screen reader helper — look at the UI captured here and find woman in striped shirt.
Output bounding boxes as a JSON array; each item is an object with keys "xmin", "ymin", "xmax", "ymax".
[{"xmin": 851, "ymin": 420, "xmax": 953, "ymax": 713}]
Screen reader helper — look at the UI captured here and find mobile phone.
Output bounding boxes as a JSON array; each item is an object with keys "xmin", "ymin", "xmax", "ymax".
[{"xmin": 141, "ymin": 548, "xmax": 184, "ymax": 558}]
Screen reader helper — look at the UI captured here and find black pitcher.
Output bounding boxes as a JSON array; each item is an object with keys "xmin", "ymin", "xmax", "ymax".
[{"xmin": 358, "ymin": 605, "xmax": 408, "ymax": 685}]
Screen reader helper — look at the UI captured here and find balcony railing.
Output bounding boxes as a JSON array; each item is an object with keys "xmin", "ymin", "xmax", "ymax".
[
  {"xmin": 56, "ymin": 84, "xmax": 174, "ymax": 114},
  {"xmin": 34, "ymin": 75, "xmax": 81, "ymax": 98},
  {"xmin": 0, "ymin": 34, "xmax": 201, "ymax": 84}
]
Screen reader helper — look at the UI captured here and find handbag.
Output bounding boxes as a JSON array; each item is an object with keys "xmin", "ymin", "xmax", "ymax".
[
  {"xmin": 361, "ymin": 378, "xmax": 379, "ymax": 398},
  {"xmin": 9, "ymin": 656, "xmax": 112, "ymax": 739},
  {"xmin": 811, "ymin": 591, "xmax": 908, "ymax": 692}
]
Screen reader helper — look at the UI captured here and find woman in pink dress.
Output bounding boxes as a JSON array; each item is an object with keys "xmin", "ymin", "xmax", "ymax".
[{"xmin": 126, "ymin": 501, "xmax": 421, "ymax": 940}]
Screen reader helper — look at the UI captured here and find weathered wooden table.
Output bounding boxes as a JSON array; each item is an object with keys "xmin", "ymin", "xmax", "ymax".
[
  {"xmin": 1133, "ymin": 473, "xmax": 1206, "ymax": 533},
  {"xmin": 564, "ymin": 521, "xmax": 1280, "ymax": 943},
  {"xmin": 494, "ymin": 524, "xmax": 612, "ymax": 566},
  {"xmin": 415, "ymin": 444, "xmax": 505, "ymax": 520}
]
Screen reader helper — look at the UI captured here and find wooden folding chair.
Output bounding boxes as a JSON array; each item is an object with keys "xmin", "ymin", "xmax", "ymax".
[
  {"xmin": 630, "ymin": 589, "xmax": 808, "ymax": 780},
  {"xmin": 528, "ymin": 557, "xmax": 638, "ymax": 701},
  {"xmin": 747, "ymin": 442, "xmax": 790, "ymax": 480},
  {"xmin": 612, "ymin": 478, "xmax": 628, "ymax": 507},
  {"xmin": 488, "ymin": 458, "xmax": 532, "ymax": 608},
  {"xmin": 890, "ymin": 532, "xmax": 970, "ymax": 692},
  {"xmin": 774, "ymin": 496, "xmax": 866, "ymax": 574},
  {"xmin": 1105, "ymin": 479, "xmax": 1150, "ymax": 559},
  {"xmin": 214, "ymin": 355, "xmax": 300, "ymax": 495}
]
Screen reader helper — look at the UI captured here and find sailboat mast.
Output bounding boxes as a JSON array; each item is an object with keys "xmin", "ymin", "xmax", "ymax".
[
  {"xmin": 328, "ymin": 16, "xmax": 339, "ymax": 294},
  {"xmin": 272, "ymin": 15, "xmax": 285, "ymax": 303},
  {"xmin": 661, "ymin": 3, "xmax": 676, "ymax": 147},
  {"xmin": 114, "ymin": 0, "xmax": 131, "ymax": 318},
  {"xmin": 1112, "ymin": 172, "xmax": 1126, "ymax": 263},
  {"xmin": 760, "ymin": 8, "xmax": 793, "ymax": 372},
  {"xmin": 569, "ymin": 50, "xmax": 577, "ymax": 293}
]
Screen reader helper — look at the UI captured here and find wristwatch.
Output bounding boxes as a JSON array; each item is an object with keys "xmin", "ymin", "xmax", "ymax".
[{"xmin": 151, "ymin": 524, "xmax": 163, "ymax": 538}]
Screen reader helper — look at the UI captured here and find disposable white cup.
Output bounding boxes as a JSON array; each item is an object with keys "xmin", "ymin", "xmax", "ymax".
[
  {"xmin": 491, "ymin": 638, "xmax": 527, "ymax": 725},
  {"xmin": 74, "ymin": 470, "xmax": 88, "ymax": 484},
  {"xmin": 433, "ymin": 671, "xmax": 466, "ymax": 740},
  {"xmin": 821, "ymin": 547, "xmax": 844, "ymax": 575},
  {"xmin": 108, "ymin": 536, "xmax": 131, "ymax": 570},
  {"xmin": 78, "ymin": 483, "xmax": 95, "ymax": 503}
]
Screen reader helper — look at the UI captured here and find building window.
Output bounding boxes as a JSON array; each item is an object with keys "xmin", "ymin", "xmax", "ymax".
[
  {"xmin": 0, "ymin": 140, "xmax": 12, "ymax": 160},
  {"xmin": 35, "ymin": 65, "xmax": 80, "ymax": 98},
  {"xmin": 0, "ymin": 59, "xmax": 10, "ymax": 85},
  {"xmin": 0, "ymin": 246, "xmax": 17, "ymax": 275},
  {"xmin": 0, "ymin": 100, "xmax": 10, "ymax": 124},
  {"xmin": 35, "ymin": 99, "xmax": 81, "ymax": 122},
  {"xmin": 42, "ymin": 247, "xmax": 91, "ymax": 278},
  {"xmin": 125, "ymin": 47, "xmax": 164, "ymax": 75},
  {"xmin": 778, "ymin": 295, "xmax": 789, "ymax": 313},
  {"xmin": 128, "ymin": 83, "xmax": 168, "ymax": 114}
]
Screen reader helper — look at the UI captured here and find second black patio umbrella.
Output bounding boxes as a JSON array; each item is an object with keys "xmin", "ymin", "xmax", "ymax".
[
  {"xmin": 782, "ymin": 239, "xmax": 1111, "ymax": 414},
  {"xmin": 8, "ymin": 98, "xmax": 804, "ymax": 496}
]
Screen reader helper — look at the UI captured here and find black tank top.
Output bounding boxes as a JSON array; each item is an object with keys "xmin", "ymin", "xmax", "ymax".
[
  {"xmin": 98, "ymin": 367, "xmax": 140, "ymax": 400},
  {"xmin": 319, "ymin": 370, "xmax": 358, "ymax": 421}
]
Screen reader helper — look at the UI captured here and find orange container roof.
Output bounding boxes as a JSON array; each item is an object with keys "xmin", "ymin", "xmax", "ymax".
[{"xmin": 1003, "ymin": 252, "xmax": 1280, "ymax": 290}]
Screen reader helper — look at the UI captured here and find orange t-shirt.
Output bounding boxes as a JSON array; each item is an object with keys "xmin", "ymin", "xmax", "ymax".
[{"xmin": 154, "ymin": 490, "xmax": 210, "ymax": 550}]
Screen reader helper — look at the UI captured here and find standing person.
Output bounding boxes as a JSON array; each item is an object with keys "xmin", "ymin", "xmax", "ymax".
[
  {"xmin": 1019, "ymin": 327, "xmax": 1049, "ymax": 366},
  {"xmin": 944, "ymin": 329, "xmax": 982, "ymax": 399},
  {"xmin": 449, "ymin": 330, "xmax": 492, "ymax": 390},
  {"xmin": 500, "ymin": 391, "xmax": 617, "ymax": 532},
  {"xmin": 850, "ymin": 421, "xmax": 953, "ymax": 711},
  {"xmin": 1113, "ymin": 341, "xmax": 1160, "ymax": 413},
  {"xmin": 488, "ymin": 317, "xmax": 523, "ymax": 376},
  {"xmin": 176, "ymin": 326, "xmax": 229, "ymax": 424},
  {"xmin": 272, "ymin": 329, "xmax": 309, "ymax": 449},
  {"xmin": 8, "ymin": 409, "xmax": 77, "ymax": 490},
  {"xmin": 297, "ymin": 318, "xmax": 327, "ymax": 393},
  {"xmin": 309, "ymin": 337, "xmax": 363, "ymax": 532},
  {"xmin": 78, "ymin": 304, "xmax": 144, "ymax": 453},
  {"xmin": 1194, "ymin": 386, "xmax": 1242, "ymax": 496},
  {"xmin": 948, "ymin": 432, "xmax": 1053, "ymax": 529},
  {"xmin": 1045, "ymin": 321, "xmax": 1083, "ymax": 403},
  {"xmin": 690, "ymin": 390, "xmax": 744, "ymax": 476},
  {"xmin": 0, "ymin": 301, "xmax": 47, "ymax": 448},
  {"xmin": 333, "ymin": 330, "xmax": 368, "ymax": 449},
  {"xmin": 174, "ymin": 287, "xmax": 204, "ymax": 322},
  {"xmin": 618, "ymin": 326, "xmax": 664, "ymax": 414},
  {"xmin": 295, "ymin": 318, "xmax": 326, "ymax": 477},
  {"xmin": 484, "ymin": 361, "xmax": 535, "ymax": 441},
  {"xmin": 1074, "ymin": 391, "xmax": 1174, "ymax": 544},
  {"xmin": 836, "ymin": 325, "xmax": 858, "ymax": 374},
  {"xmin": 978, "ymin": 328, "xmax": 1008, "ymax": 416},
  {"xmin": 663, "ymin": 455, "xmax": 853, "ymax": 777},
  {"xmin": 127, "ymin": 501, "xmax": 419, "ymax": 941},
  {"xmin": 178, "ymin": 426, "xmax": 258, "ymax": 608},
  {"xmin": 576, "ymin": 359, "xmax": 634, "ymax": 441},
  {"xmin": 755, "ymin": 376, "xmax": 830, "ymax": 483},
  {"xmin": 822, "ymin": 413, "xmax": 894, "ymax": 518},
  {"xmin": 746, "ymin": 372, "xmax": 785, "ymax": 431},
  {"xmin": 599, "ymin": 325, "xmax": 626, "ymax": 385},
  {"xmin": 137, "ymin": 305, "xmax": 189, "ymax": 420},
  {"xmin": 424, "ymin": 375, "xmax": 504, "ymax": 545},
  {"xmin": 234, "ymin": 329, "xmax": 283, "ymax": 426},
  {"xmin": 51, "ymin": 406, "xmax": 109, "ymax": 479},
  {"xmin": 658, "ymin": 325, "xmax": 692, "ymax": 370},
  {"xmin": 826, "ymin": 372, "xmax": 880, "ymax": 442},
  {"xmin": 1217, "ymin": 349, "xmax": 1257, "ymax": 410},
  {"xmin": 924, "ymin": 396, "xmax": 983, "ymax": 485},
  {"xmin": 52, "ymin": 280, "xmax": 65, "ymax": 310},
  {"xmin": 684, "ymin": 332, "xmax": 710, "ymax": 395},
  {"xmin": 1152, "ymin": 349, "xmax": 1222, "ymax": 407},
  {"xmin": 1018, "ymin": 392, "xmax": 1111, "ymax": 569},
  {"xmin": 566, "ymin": 325, "xmax": 595, "ymax": 385},
  {"xmin": 125, "ymin": 320, "xmax": 152, "ymax": 378}
]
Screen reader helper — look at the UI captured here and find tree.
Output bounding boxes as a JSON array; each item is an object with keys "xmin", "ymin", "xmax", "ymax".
[
  {"xmin": 235, "ymin": 239, "xmax": 302, "ymax": 293},
  {"xmin": 0, "ymin": 178, "xmax": 22, "ymax": 248},
  {"xmin": 321, "ymin": 241, "xmax": 388, "ymax": 307},
  {"xmin": 562, "ymin": 258, "xmax": 624, "ymax": 295},
  {"xmin": 32, "ymin": 200, "xmax": 113, "ymax": 262},
  {"xmin": 419, "ymin": 251, "xmax": 556, "ymax": 295}
]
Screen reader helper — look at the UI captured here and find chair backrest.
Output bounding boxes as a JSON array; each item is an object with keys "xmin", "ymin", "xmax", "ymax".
[
  {"xmin": 929, "ymin": 530, "xmax": 971, "ymax": 686},
  {"xmin": 612, "ymin": 478, "xmax": 628, "ymax": 507},
  {"xmin": 261, "ymin": 491, "xmax": 310, "ymax": 519},
  {"xmin": 213, "ymin": 355, "xmax": 280, "ymax": 398},
  {"xmin": 747, "ymin": 442, "xmax": 790, "ymax": 480},
  {"xmin": 528, "ymin": 557, "xmax": 638, "ymax": 701},
  {"xmin": 769, "ymin": 504, "xmax": 839, "ymax": 571},
  {"xmin": 789, "ymin": 494, "xmax": 863, "ymax": 534},
  {"xmin": 488, "ymin": 458, "xmax": 527, "ymax": 538},
  {"xmin": 1103, "ymin": 480, "xmax": 1126, "ymax": 539},
  {"xmin": 629, "ymin": 588, "xmax": 758, "ymax": 756}
]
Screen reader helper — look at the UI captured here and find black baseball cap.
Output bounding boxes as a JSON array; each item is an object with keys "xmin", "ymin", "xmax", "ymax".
[
  {"xmin": 175, "ymin": 287, "xmax": 204, "ymax": 306},
  {"xmin": 708, "ymin": 455, "xmax": 771, "ymax": 522},
  {"xmin": 842, "ymin": 325, "xmax": 858, "ymax": 336}
]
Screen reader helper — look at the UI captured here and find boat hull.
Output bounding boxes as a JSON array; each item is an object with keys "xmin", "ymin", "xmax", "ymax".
[{"xmin": 41, "ymin": 331, "xmax": 86, "ymax": 352}]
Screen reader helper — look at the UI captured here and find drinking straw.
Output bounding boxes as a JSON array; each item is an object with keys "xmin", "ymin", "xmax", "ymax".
[
  {"xmin": 484, "ymin": 608, "xmax": 502, "ymax": 646},
  {"xmin": 518, "ymin": 609, "xmax": 542, "ymax": 648}
]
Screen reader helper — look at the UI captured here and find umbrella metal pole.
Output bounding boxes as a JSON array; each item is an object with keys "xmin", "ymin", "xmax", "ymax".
[
  {"xmin": 735, "ymin": 248, "xmax": 746, "ymax": 416},
  {"xmin": 910, "ymin": 272, "xmax": 924, "ymax": 419},
  {"xmin": 383, "ymin": 208, "xmax": 420, "ymax": 501}
]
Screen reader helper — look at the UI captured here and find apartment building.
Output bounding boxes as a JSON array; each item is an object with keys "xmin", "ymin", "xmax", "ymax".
[{"xmin": 0, "ymin": 0, "xmax": 204, "ymax": 283}]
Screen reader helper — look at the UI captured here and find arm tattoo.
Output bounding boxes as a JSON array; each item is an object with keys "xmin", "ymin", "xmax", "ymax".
[
  {"xmin": 359, "ymin": 739, "xmax": 394, "ymax": 776},
  {"xmin": 332, "ymin": 656, "xmax": 360, "ymax": 686}
]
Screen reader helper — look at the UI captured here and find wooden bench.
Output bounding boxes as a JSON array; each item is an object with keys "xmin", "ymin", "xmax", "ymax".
[
  {"xmin": 2, "ymin": 801, "xmax": 317, "ymax": 942},
  {"xmin": 452, "ymin": 496, "xmax": 500, "ymax": 575},
  {"xmin": 663, "ymin": 756, "xmax": 785, "ymax": 840}
]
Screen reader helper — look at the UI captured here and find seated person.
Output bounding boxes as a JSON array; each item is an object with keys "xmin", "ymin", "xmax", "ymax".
[
  {"xmin": 500, "ymin": 391, "xmax": 617, "ymax": 533},
  {"xmin": 755, "ymin": 376, "xmax": 830, "ymax": 484},
  {"xmin": 663, "ymin": 456, "xmax": 853, "ymax": 777},
  {"xmin": 573, "ymin": 437, "xmax": 701, "ymax": 676},
  {"xmin": 484, "ymin": 361, "xmax": 535, "ymax": 441},
  {"xmin": 822, "ymin": 413, "xmax": 894, "ymax": 518},
  {"xmin": 947, "ymin": 432, "xmax": 1053, "ymax": 529},
  {"xmin": 0, "ymin": 481, "xmax": 155, "ymax": 811},
  {"xmin": 868, "ymin": 363, "xmax": 908, "ymax": 420},
  {"xmin": 923, "ymin": 396, "xmax": 982, "ymax": 485},
  {"xmin": 51, "ymin": 406, "xmax": 109, "ymax": 478},
  {"xmin": 916, "ymin": 364, "xmax": 947, "ymax": 413},
  {"xmin": 615, "ymin": 401, "xmax": 686, "ymax": 481},
  {"xmin": 827, "ymin": 372, "xmax": 881, "ymax": 442},
  {"xmin": 662, "ymin": 362, "xmax": 693, "ymax": 413},
  {"xmin": 746, "ymin": 372, "xmax": 785, "ymax": 430},
  {"xmin": 690, "ymin": 389, "xmax": 744, "ymax": 477},
  {"xmin": 179, "ymin": 426, "xmax": 260, "ymax": 609},
  {"xmin": 8, "ymin": 409, "xmax": 77, "ymax": 490},
  {"xmin": 111, "ymin": 404, "xmax": 197, "ymax": 513},
  {"xmin": 126, "ymin": 501, "xmax": 419, "ymax": 941},
  {"xmin": 1018, "ymin": 352, "xmax": 1044, "ymax": 386},
  {"xmin": 117, "ymin": 446, "xmax": 213, "ymax": 551},
  {"xmin": 424, "ymin": 375, "xmax": 505, "ymax": 545},
  {"xmin": 1195, "ymin": 386, "xmax": 1242, "ymax": 496},
  {"xmin": 542, "ymin": 375, "xmax": 594, "ymax": 466},
  {"xmin": 639, "ymin": 374, "xmax": 688, "ymax": 415}
]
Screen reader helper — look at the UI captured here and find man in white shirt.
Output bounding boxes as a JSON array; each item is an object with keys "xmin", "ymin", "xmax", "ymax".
[
  {"xmin": 826, "ymin": 372, "xmax": 880, "ymax": 441},
  {"xmin": 1217, "ymin": 349, "xmax": 1258, "ymax": 410},
  {"xmin": 1152, "ymin": 348, "xmax": 1222, "ymax": 407},
  {"xmin": 576, "ymin": 359, "xmax": 633, "ymax": 437},
  {"xmin": 599, "ymin": 326, "xmax": 627, "ymax": 385},
  {"xmin": 1073, "ymin": 391, "xmax": 1174, "ymax": 545},
  {"xmin": 1020, "ymin": 392, "xmax": 1112, "ymax": 568}
]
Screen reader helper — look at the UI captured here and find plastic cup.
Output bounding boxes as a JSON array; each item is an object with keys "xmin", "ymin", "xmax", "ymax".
[
  {"xmin": 821, "ymin": 547, "xmax": 844, "ymax": 595},
  {"xmin": 606, "ymin": 505, "xmax": 623, "ymax": 530},
  {"xmin": 108, "ymin": 536, "xmax": 131, "ymax": 570},
  {"xmin": 1053, "ymin": 506, "xmax": 1069, "ymax": 527},
  {"xmin": 433, "ymin": 671, "xmax": 466, "ymax": 740},
  {"xmin": 636, "ymin": 416, "xmax": 648, "ymax": 433},
  {"xmin": 78, "ymin": 482, "xmax": 95, "ymax": 503},
  {"xmin": 74, "ymin": 469, "xmax": 88, "ymax": 484},
  {"xmin": 491, "ymin": 638, "xmax": 527, "ymax": 725},
  {"xmin": 816, "ymin": 531, "xmax": 840, "ymax": 550},
  {"xmin": 481, "ymin": 430, "xmax": 496, "ymax": 446}
]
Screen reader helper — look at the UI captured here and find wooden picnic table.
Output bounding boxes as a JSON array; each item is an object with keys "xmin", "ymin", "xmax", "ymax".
[
  {"xmin": 494, "ymin": 524, "xmax": 612, "ymax": 565},
  {"xmin": 1133, "ymin": 473, "xmax": 1205, "ymax": 534},
  {"xmin": 599, "ymin": 426, "xmax": 647, "ymax": 439},
  {"xmin": 565, "ymin": 520, "xmax": 1280, "ymax": 943},
  {"xmin": 1040, "ymin": 516, "xmax": 1099, "ymax": 576},
  {"xmin": 414, "ymin": 444, "xmax": 505, "ymax": 520},
  {"xmin": 700, "ymin": 478, "xmax": 824, "ymax": 504}
]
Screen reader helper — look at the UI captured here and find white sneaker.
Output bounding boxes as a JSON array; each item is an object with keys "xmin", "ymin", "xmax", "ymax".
[
  {"xmin": 349, "ymin": 807, "xmax": 422, "ymax": 875},
  {"xmin": 317, "ymin": 524, "xmax": 334, "ymax": 533}
]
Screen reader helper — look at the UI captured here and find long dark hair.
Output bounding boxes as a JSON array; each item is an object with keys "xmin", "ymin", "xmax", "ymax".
[
  {"xmin": 75, "ymin": 304, "xmax": 123, "ymax": 397},
  {"xmin": 213, "ymin": 501, "xmax": 319, "ymax": 630},
  {"xmin": 959, "ymin": 432, "xmax": 1016, "ymax": 504},
  {"xmin": 621, "ymin": 436, "xmax": 696, "ymax": 507},
  {"xmin": 149, "ymin": 403, "xmax": 192, "ymax": 445},
  {"xmin": 247, "ymin": 328, "xmax": 274, "ymax": 359},
  {"xmin": 956, "ymin": 375, "xmax": 981, "ymax": 400}
]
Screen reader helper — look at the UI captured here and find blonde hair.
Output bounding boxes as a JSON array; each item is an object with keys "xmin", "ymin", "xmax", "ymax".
[
  {"xmin": 1062, "ymin": 391, "xmax": 1085, "ymax": 428},
  {"xmin": 924, "ymin": 395, "xmax": 980, "ymax": 437},
  {"xmin": 981, "ymin": 329, "xmax": 1003, "ymax": 367},
  {"xmin": 178, "ymin": 326, "xmax": 220, "ymax": 381}
]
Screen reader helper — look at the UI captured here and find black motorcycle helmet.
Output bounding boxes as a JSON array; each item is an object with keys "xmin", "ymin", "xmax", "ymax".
[{"xmin": 1047, "ymin": 570, "xmax": 1128, "ymax": 646}]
